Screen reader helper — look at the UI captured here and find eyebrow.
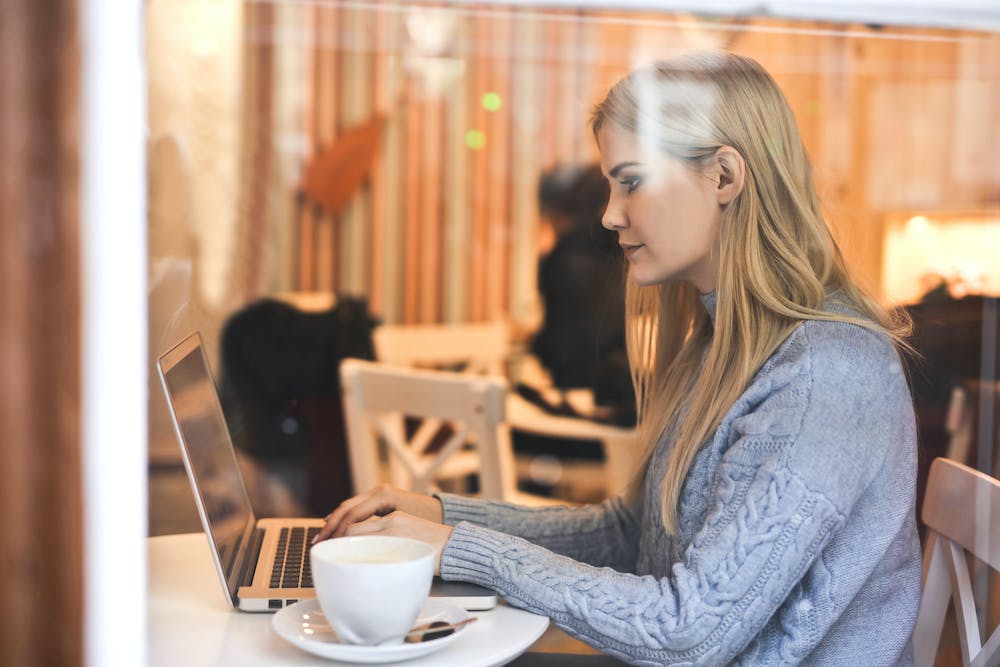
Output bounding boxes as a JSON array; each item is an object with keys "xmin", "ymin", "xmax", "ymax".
[{"xmin": 609, "ymin": 161, "xmax": 640, "ymax": 178}]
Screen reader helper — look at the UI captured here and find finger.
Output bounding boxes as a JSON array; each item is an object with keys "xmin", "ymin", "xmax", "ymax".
[
  {"xmin": 314, "ymin": 494, "xmax": 372, "ymax": 543},
  {"xmin": 314, "ymin": 486, "xmax": 405, "ymax": 543},
  {"xmin": 344, "ymin": 515, "xmax": 389, "ymax": 537},
  {"xmin": 331, "ymin": 496, "xmax": 394, "ymax": 538}
]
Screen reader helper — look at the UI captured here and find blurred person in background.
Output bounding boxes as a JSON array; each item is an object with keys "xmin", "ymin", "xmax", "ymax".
[{"xmin": 524, "ymin": 162, "xmax": 634, "ymax": 425}]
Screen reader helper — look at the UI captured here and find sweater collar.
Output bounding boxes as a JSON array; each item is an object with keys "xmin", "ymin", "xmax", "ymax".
[{"xmin": 699, "ymin": 290, "xmax": 718, "ymax": 326}]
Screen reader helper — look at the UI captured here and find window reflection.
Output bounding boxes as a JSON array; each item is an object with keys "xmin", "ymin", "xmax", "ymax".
[{"xmin": 146, "ymin": 1, "xmax": 999, "ymax": 533}]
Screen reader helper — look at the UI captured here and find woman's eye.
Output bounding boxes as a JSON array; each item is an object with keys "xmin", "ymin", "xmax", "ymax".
[{"xmin": 620, "ymin": 176, "xmax": 642, "ymax": 194}]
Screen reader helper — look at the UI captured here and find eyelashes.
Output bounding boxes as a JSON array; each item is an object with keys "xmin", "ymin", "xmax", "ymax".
[{"xmin": 620, "ymin": 176, "xmax": 642, "ymax": 194}]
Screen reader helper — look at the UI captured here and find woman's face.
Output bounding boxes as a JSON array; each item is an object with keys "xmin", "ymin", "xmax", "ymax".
[{"xmin": 598, "ymin": 123, "xmax": 723, "ymax": 293}]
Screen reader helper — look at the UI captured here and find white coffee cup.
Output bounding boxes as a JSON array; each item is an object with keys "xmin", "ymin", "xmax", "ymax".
[{"xmin": 310, "ymin": 535, "xmax": 435, "ymax": 645}]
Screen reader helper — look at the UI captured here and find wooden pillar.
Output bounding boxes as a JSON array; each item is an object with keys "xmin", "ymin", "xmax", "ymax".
[{"xmin": 0, "ymin": 1, "xmax": 84, "ymax": 665}]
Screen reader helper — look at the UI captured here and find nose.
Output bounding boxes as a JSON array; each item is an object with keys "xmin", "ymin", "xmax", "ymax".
[{"xmin": 602, "ymin": 191, "xmax": 628, "ymax": 231}]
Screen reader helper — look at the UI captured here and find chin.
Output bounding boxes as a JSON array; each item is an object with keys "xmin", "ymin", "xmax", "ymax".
[{"xmin": 629, "ymin": 267, "xmax": 673, "ymax": 287}]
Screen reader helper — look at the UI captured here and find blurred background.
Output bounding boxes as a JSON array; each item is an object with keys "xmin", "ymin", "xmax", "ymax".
[
  {"xmin": 3, "ymin": 1, "xmax": 999, "ymax": 665},
  {"xmin": 146, "ymin": 0, "xmax": 1000, "ymax": 534}
]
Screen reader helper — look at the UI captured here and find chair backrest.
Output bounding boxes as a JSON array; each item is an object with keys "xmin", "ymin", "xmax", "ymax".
[
  {"xmin": 914, "ymin": 457, "xmax": 1000, "ymax": 667},
  {"xmin": 339, "ymin": 358, "xmax": 518, "ymax": 499},
  {"xmin": 372, "ymin": 322, "xmax": 509, "ymax": 376}
]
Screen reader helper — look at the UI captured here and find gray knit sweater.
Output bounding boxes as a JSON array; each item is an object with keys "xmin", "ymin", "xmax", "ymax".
[{"xmin": 437, "ymin": 293, "xmax": 921, "ymax": 666}]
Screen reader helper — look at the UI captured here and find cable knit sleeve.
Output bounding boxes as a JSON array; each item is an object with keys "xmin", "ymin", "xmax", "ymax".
[
  {"xmin": 439, "ymin": 322, "xmax": 917, "ymax": 666},
  {"xmin": 436, "ymin": 492, "xmax": 642, "ymax": 572}
]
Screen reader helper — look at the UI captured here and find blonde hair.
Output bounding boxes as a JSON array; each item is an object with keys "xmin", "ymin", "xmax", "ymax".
[{"xmin": 592, "ymin": 51, "xmax": 910, "ymax": 534}]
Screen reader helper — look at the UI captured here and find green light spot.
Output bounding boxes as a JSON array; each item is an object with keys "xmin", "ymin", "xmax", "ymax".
[
  {"xmin": 481, "ymin": 92, "xmax": 502, "ymax": 112},
  {"xmin": 465, "ymin": 129, "xmax": 486, "ymax": 150}
]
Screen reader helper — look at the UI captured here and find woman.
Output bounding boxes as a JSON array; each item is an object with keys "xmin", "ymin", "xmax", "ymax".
[{"xmin": 315, "ymin": 51, "xmax": 921, "ymax": 666}]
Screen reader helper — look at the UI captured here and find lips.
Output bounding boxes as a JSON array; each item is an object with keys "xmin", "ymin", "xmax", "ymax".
[{"xmin": 620, "ymin": 243, "xmax": 643, "ymax": 260}]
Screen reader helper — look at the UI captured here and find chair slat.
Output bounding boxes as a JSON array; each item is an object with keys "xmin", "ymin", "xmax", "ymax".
[
  {"xmin": 944, "ymin": 535, "xmax": 983, "ymax": 664},
  {"xmin": 922, "ymin": 458, "xmax": 1000, "ymax": 572},
  {"xmin": 971, "ymin": 623, "xmax": 1000, "ymax": 667},
  {"xmin": 915, "ymin": 458, "xmax": 1000, "ymax": 667},
  {"xmin": 914, "ymin": 535, "xmax": 949, "ymax": 666}
]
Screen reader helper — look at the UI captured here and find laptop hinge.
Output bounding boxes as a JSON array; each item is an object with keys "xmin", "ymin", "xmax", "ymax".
[{"xmin": 236, "ymin": 526, "xmax": 266, "ymax": 602}]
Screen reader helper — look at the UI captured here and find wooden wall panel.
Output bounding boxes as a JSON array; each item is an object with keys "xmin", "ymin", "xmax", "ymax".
[
  {"xmin": 266, "ymin": 3, "xmax": 1000, "ymax": 320},
  {"xmin": 402, "ymin": 75, "xmax": 423, "ymax": 323},
  {"xmin": 0, "ymin": 1, "xmax": 83, "ymax": 664},
  {"xmin": 239, "ymin": 2, "xmax": 275, "ymax": 298},
  {"xmin": 370, "ymin": 6, "xmax": 390, "ymax": 316},
  {"xmin": 376, "ymin": 5, "xmax": 406, "ymax": 321},
  {"xmin": 442, "ymin": 47, "xmax": 472, "ymax": 323},
  {"xmin": 340, "ymin": 5, "xmax": 372, "ymax": 296},
  {"xmin": 508, "ymin": 11, "xmax": 545, "ymax": 322},
  {"xmin": 485, "ymin": 8, "xmax": 514, "ymax": 319},
  {"xmin": 469, "ymin": 11, "xmax": 492, "ymax": 321}
]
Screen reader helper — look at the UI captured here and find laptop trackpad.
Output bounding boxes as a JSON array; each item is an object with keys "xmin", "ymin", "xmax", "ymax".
[{"xmin": 430, "ymin": 577, "xmax": 498, "ymax": 610}]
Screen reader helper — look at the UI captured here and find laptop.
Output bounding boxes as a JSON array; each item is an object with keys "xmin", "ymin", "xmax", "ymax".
[{"xmin": 157, "ymin": 331, "xmax": 498, "ymax": 612}]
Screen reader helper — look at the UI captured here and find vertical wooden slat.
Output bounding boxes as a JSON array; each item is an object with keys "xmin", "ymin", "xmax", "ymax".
[
  {"xmin": 488, "ymin": 5, "xmax": 517, "ymax": 320},
  {"xmin": 0, "ymin": 1, "xmax": 83, "ymax": 665},
  {"xmin": 404, "ymin": 76, "xmax": 423, "ymax": 323},
  {"xmin": 296, "ymin": 1, "xmax": 317, "ymax": 291},
  {"xmin": 539, "ymin": 16, "xmax": 559, "ymax": 169},
  {"xmin": 314, "ymin": 3, "xmax": 339, "ymax": 293},
  {"xmin": 370, "ymin": 1, "xmax": 389, "ymax": 316},
  {"xmin": 340, "ymin": 4, "xmax": 373, "ymax": 296},
  {"xmin": 443, "ymin": 9, "xmax": 473, "ymax": 323},
  {"xmin": 508, "ymin": 8, "xmax": 544, "ymax": 324},
  {"xmin": 470, "ymin": 12, "xmax": 491, "ymax": 321},
  {"xmin": 379, "ymin": 8, "xmax": 406, "ymax": 323},
  {"xmin": 241, "ymin": 2, "xmax": 275, "ymax": 299},
  {"xmin": 815, "ymin": 28, "xmax": 856, "ymax": 242},
  {"xmin": 487, "ymin": 8, "xmax": 513, "ymax": 318},
  {"xmin": 316, "ymin": 204, "xmax": 336, "ymax": 291},
  {"xmin": 420, "ymin": 97, "xmax": 445, "ymax": 323},
  {"xmin": 326, "ymin": 3, "xmax": 343, "ymax": 297},
  {"xmin": 299, "ymin": 201, "xmax": 317, "ymax": 290},
  {"xmin": 577, "ymin": 12, "xmax": 610, "ymax": 166},
  {"xmin": 554, "ymin": 13, "xmax": 581, "ymax": 163}
]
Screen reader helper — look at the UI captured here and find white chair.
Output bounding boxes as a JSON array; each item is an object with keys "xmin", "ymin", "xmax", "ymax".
[
  {"xmin": 339, "ymin": 358, "xmax": 555, "ymax": 505},
  {"xmin": 373, "ymin": 321, "xmax": 510, "ymax": 376},
  {"xmin": 372, "ymin": 322, "xmax": 640, "ymax": 498},
  {"xmin": 914, "ymin": 457, "xmax": 1000, "ymax": 667}
]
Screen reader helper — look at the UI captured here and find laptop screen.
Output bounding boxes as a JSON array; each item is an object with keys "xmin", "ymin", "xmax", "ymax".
[{"xmin": 158, "ymin": 333, "xmax": 255, "ymax": 594}]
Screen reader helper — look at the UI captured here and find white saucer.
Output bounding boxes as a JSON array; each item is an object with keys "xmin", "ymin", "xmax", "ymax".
[{"xmin": 272, "ymin": 598, "xmax": 471, "ymax": 664}]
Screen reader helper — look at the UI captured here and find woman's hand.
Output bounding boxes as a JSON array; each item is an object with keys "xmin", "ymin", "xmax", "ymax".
[
  {"xmin": 314, "ymin": 484, "xmax": 444, "ymax": 542},
  {"xmin": 343, "ymin": 511, "xmax": 454, "ymax": 575}
]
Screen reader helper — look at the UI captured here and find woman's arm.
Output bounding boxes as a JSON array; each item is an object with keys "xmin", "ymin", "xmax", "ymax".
[
  {"xmin": 439, "ymin": 324, "xmax": 919, "ymax": 665},
  {"xmin": 437, "ymin": 493, "xmax": 642, "ymax": 572}
]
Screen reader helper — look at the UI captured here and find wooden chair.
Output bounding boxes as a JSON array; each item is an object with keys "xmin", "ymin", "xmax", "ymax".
[
  {"xmin": 372, "ymin": 322, "xmax": 640, "ymax": 497},
  {"xmin": 339, "ymin": 358, "xmax": 555, "ymax": 505},
  {"xmin": 372, "ymin": 321, "xmax": 510, "ymax": 376},
  {"xmin": 914, "ymin": 457, "xmax": 1000, "ymax": 667}
]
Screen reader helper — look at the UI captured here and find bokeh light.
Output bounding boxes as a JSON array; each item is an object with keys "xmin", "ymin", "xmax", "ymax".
[
  {"xmin": 464, "ymin": 129, "xmax": 486, "ymax": 150},
  {"xmin": 481, "ymin": 91, "xmax": 502, "ymax": 112}
]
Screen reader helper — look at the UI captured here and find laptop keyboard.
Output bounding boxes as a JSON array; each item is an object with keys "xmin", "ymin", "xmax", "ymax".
[{"xmin": 270, "ymin": 526, "xmax": 321, "ymax": 589}]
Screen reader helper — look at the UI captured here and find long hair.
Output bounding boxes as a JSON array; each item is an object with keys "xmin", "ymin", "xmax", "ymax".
[{"xmin": 592, "ymin": 51, "xmax": 910, "ymax": 534}]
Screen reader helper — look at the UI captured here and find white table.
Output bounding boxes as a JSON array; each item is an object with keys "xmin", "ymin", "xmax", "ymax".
[{"xmin": 149, "ymin": 533, "xmax": 550, "ymax": 667}]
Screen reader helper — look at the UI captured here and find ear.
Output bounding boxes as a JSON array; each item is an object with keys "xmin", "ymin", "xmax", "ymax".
[{"xmin": 712, "ymin": 146, "xmax": 745, "ymax": 206}]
